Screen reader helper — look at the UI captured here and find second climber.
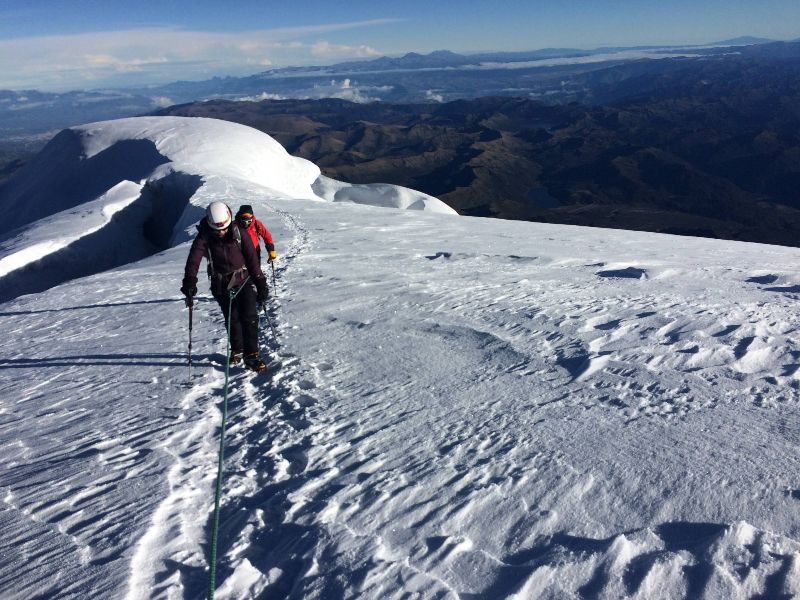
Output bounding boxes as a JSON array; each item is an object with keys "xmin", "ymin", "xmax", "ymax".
[{"xmin": 235, "ymin": 204, "xmax": 277, "ymax": 263}]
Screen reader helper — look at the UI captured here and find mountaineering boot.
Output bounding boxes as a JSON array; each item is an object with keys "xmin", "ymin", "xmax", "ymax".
[
  {"xmin": 244, "ymin": 352, "xmax": 267, "ymax": 373},
  {"xmin": 229, "ymin": 351, "xmax": 243, "ymax": 367}
]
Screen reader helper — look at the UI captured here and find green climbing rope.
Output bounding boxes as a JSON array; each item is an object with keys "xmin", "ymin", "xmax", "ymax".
[{"xmin": 207, "ymin": 278, "xmax": 249, "ymax": 600}]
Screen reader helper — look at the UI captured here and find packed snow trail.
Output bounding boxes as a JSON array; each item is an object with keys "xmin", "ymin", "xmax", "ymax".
[{"xmin": 119, "ymin": 195, "xmax": 317, "ymax": 599}]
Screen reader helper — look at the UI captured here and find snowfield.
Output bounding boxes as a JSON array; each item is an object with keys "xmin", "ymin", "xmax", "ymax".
[{"xmin": 1, "ymin": 116, "xmax": 800, "ymax": 599}]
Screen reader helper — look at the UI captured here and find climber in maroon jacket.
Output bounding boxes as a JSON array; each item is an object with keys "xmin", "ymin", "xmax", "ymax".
[{"xmin": 181, "ymin": 201, "xmax": 269, "ymax": 371}]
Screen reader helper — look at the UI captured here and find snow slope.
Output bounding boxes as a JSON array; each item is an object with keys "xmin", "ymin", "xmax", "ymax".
[{"xmin": 1, "ymin": 116, "xmax": 800, "ymax": 599}]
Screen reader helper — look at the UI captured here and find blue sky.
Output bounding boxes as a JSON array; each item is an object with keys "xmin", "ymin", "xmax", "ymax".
[{"xmin": 1, "ymin": 0, "xmax": 799, "ymax": 91}]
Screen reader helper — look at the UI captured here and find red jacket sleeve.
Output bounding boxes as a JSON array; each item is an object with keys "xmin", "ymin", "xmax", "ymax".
[{"xmin": 255, "ymin": 219, "xmax": 274, "ymax": 249}]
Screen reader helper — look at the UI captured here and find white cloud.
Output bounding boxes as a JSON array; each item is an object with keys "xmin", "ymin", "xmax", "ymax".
[
  {"xmin": 309, "ymin": 79, "xmax": 383, "ymax": 103},
  {"xmin": 150, "ymin": 96, "xmax": 175, "ymax": 108},
  {"xmin": 235, "ymin": 91, "xmax": 287, "ymax": 102},
  {"xmin": 311, "ymin": 41, "xmax": 380, "ymax": 59},
  {"xmin": 425, "ymin": 89, "xmax": 445, "ymax": 103},
  {"xmin": 0, "ymin": 21, "xmax": 396, "ymax": 91}
]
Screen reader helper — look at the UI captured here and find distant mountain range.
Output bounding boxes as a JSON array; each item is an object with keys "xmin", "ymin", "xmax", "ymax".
[
  {"xmin": 284, "ymin": 37, "xmax": 780, "ymax": 73},
  {"xmin": 155, "ymin": 41, "xmax": 800, "ymax": 247},
  {"xmin": 0, "ymin": 37, "xmax": 791, "ymax": 141}
]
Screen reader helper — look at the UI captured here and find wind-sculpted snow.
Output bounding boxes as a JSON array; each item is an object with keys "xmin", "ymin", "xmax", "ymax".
[
  {"xmin": 0, "ymin": 116, "xmax": 322, "ymax": 238},
  {"xmin": 312, "ymin": 174, "xmax": 456, "ymax": 214},
  {"xmin": 2, "ymin": 119, "xmax": 800, "ymax": 598},
  {"xmin": 0, "ymin": 116, "xmax": 454, "ymax": 302}
]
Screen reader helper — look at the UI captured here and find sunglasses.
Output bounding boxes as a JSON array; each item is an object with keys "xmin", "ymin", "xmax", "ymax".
[{"xmin": 239, "ymin": 217, "xmax": 253, "ymax": 226}]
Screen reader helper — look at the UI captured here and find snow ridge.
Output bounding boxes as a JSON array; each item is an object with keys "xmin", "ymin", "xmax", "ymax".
[{"xmin": 0, "ymin": 117, "xmax": 453, "ymax": 303}]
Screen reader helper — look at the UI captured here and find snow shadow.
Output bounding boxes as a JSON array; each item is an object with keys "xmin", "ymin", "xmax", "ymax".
[
  {"xmin": 0, "ymin": 172, "xmax": 202, "ymax": 303},
  {"xmin": 713, "ymin": 324, "xmax": 741, "ymax": 337},
  {"xmin": 0, "ymin": 132, "xmax": 171, "ymax": 235},
  {"xmin": 746, "ymin": 274, "xmax": 779, "ymax": 284},
  {"xmin": 596, "ymin": 266, "xmax": 647, "ymax": 279},
  {"xmin": 556, "ymin": 352, "xmax": 592, "ymax": 380},
  {"xmin": 507, "ymin": 254, "xmax": 540, "ymax": 263},
  {"xmin": 0, "ymin": 297, "xmax": 201, "ymax": 317},
  {"xmin": 764, "ymin": 284, "xmax": 800, "ymax": 294},
  {"xmin": 0, "ymin": 352, "xmax": 217, "ymax": 369},
  {"xmin": 141, "ymin": 173, "xmax": 205, "ymax": 247}
]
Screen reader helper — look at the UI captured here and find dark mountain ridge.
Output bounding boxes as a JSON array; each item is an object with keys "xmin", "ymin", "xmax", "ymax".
[{"xmin": 156, "ymin": 44, "xmax": 800, "ymax": 246}]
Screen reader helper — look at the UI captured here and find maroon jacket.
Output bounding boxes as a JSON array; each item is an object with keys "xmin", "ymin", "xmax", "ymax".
[{"xmin": 184, "ymin": 220, "xmax": 264, "ymax": 294}]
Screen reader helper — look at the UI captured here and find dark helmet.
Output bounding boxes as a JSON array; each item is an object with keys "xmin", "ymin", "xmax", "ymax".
[{"xmin": 236, "ymin": 204, "xmax": 254, "ymax": 219}]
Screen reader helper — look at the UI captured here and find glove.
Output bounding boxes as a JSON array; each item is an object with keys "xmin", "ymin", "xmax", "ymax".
[
  {"xmin": 255, "ymin": 277, "xmax": 269, "ymax": 303},
  {"xmin": 268, "ymin": 250, "xmax": 278, "ymax": 262},
  {"xmin": 181, "ymin": 276, "xmax": 197, "ymax": 299}
]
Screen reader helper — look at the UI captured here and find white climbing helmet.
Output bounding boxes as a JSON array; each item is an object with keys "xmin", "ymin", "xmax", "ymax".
[{"xmin": 206, "ymin": 201, "xmax": 232, "ymax": 230}]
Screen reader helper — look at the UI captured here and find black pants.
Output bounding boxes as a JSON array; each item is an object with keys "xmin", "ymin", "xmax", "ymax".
[{"xmin": 215, "ymin": 282, "xmax": 259, "ymax": 354}]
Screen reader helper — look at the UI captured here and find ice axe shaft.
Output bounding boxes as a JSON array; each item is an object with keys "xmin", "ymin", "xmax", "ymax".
[
  {"xmin": 261, "ymin": 303, "xmax": 278, "ymax": 341},
  {"xmin": 186, "ymin": 297, "xmax": 194, "ymax": 368}
]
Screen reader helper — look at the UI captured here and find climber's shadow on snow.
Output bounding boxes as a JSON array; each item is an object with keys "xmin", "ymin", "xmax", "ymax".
[
  {"xmin": 0, "ymin": 352, "xmax": 216, "ymax": 369},
  {"xmin": 200, "ymin": 323, "xmax": 322, "ymax": 597},
  {"xmin": 0, "ymin": 297, "xmax": 213, "ymax": 317}
]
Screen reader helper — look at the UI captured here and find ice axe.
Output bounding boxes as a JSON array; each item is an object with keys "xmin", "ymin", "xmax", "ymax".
[
  {"xmin": 261, "ymin": 302, "xmax": 278, "ymax": 342},
  {"xmin": 186, "ymin": 296, "xmax": 194, "ymax": 368}
]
